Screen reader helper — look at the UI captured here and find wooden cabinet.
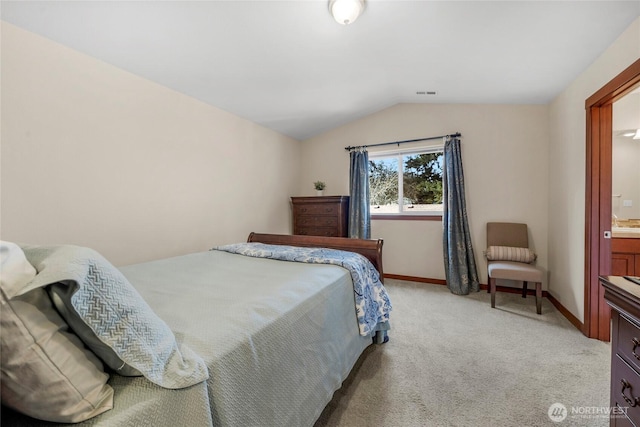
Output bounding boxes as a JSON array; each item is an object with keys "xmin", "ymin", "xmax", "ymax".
[
  {"xmin": 612, "ymin": 238, "xmax": 640, "ymax": 276},
  {"xmin": 291, "ymin": 196, "xmax": 349, "ymax": 237},
  {"xmin": 602, "ymin": 276, "xmax": 640, "ymax": 426}
]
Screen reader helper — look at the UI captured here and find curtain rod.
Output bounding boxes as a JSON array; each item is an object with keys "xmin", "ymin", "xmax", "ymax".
[{"xmin": 344, "ymin": 132, "xmax": 461, "ymax": 151}]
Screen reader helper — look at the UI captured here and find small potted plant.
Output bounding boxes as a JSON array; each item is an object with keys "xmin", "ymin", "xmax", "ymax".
[{"xmin": 314, "ymin": 181, "xmax": 326, "ymax": 196}]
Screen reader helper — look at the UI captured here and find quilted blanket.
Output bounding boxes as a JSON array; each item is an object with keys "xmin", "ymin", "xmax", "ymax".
[
  {"xmin": 16, "ymin": 245, "xmax": 209, "ymax": 389},
  {"xmin": 214, "ymin": 242, "xmax": 392, "ymax": 336},
  {"xmin": 3, "ymin": 249, "xmax": 378, "ymax": 426}
]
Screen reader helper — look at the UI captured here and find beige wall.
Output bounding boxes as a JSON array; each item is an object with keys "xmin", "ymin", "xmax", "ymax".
[
  {"xmin": 0, "ymin": 22, "xmax": 300, "ymax": 266},
  {"xmin": 548, "ymin": 17, "xmax": 640, "ymax": 322},
  {"xmin": 298, "ymin": 103, "xmax": 550, "ymax": 286},
  {"xmin": 3, "ymin": 14, "xmax": 639, "ymax": 325}
]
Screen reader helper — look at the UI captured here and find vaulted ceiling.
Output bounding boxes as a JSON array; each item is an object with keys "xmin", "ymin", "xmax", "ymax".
[{"xmin": 2, "ymin": 1, "xmax": 639, "ymax": 140}]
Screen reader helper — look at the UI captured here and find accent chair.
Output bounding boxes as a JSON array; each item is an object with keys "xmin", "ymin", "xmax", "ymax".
[{"xmin": 486, "ymin": 222, "xmax": 543, "ymax": 314}]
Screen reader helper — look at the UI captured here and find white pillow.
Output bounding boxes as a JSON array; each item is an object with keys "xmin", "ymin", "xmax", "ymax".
[
  {"xmin": 0, "ymin": 286, "xmax": 114, "ymax": 422},
  {"xmin": 22, "ymin": 244, "xmax": 209, "ymax": 389},
  {"xmin": 1, "ymin": 241, "xmax": 37, "ymax": 293}
]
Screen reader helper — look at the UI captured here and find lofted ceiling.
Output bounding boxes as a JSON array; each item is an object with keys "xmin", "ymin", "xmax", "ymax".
[{"xmin": 2, "ymin": 1, "xmax": 639, "ymax": 141}]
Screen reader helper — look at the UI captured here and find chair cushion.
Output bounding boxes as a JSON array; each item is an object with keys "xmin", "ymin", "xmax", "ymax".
[{"xmin": 487, "ymin": 261, "xmax": 543, "ymax": 283}]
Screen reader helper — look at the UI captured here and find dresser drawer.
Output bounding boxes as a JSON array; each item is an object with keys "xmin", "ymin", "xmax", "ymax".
[
  {"xmin": 617, "ymin": 313, "xmax": 640, "ymax": 372},
  {"xmin": 295, "ymin": 204, "xmax": 341, "ymax": 216},
  {"xmin": 604, "ymin": 276, "xmax": 640, "ymax": 427},
  {"xmin": 295, "ymin": 216, "xmax": 339, "ymax": 227},
  {"xmin": 296, "ymin": 227, "xmax": 340, "ymax": 237},
  {"xmin": 613, "ymin": 408, "xmax": 636, "ymax": 427},
  {"xmin": 612, "ymin": 354, "xmax": 640, "ymax": 421}
]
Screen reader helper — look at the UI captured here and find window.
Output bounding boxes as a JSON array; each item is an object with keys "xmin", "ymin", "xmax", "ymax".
[{"xmin": 369, "ymin": 147, "xmax": 443, "ymax": 217}]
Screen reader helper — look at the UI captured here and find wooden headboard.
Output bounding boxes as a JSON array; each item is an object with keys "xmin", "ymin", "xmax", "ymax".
[{"xmin": 247, "ymin": 232, "xmax": 384, "ymax": 281}]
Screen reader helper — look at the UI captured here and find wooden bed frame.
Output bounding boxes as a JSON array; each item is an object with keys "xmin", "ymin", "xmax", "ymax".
[{"xmin": 247, "ymin": 232, "xmax": 384, "ymax": 281}]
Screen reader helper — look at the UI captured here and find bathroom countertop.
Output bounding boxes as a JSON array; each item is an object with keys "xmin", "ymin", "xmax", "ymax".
[
  {"xmin": 613, "ymin": 230, "xmax": 640, "ymax": 238},
  {"xmin": 612, "ymin": 220, "xmax": 640, "ymax": 238}
]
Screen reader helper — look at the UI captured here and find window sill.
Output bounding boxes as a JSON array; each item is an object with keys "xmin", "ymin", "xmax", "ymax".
[{"xmin": 371, "ymin": 214, "xmax": 443, "ymax": 221}]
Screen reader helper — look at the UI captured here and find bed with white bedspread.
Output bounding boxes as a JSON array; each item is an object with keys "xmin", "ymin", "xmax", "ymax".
[{"xmin": 0, "ymin": 233, "xmax": 391, "ymax": 427}]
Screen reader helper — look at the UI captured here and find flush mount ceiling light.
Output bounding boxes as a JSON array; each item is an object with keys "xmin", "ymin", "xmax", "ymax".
[
  {"xmin": 618, "ymin": 129, "xmax": 640, "ymax": 139},
  {"xmin": 329, "ymin": 0, "xmax": 365, "ymax": 25}
]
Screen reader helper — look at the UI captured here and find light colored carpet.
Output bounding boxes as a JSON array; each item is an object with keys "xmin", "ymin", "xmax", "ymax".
[{"xmin": 315, "ymin": 279, "xmax": 611, "ymax": 427}]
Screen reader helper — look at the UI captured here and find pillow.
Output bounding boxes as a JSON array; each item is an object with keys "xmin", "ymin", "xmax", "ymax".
[
  {"xmin": 0, "ymin": 287, "xmax": 114, "ymax": 423},
  {"xmin": 20, "ymin": 244, "xmax": 209, "ymax": 389},
  {"xmin": 48, "ymin": 286, "xmax": 142, "ymax": 377},
  {"xmin": 485, "ymin": 246, "xmax": 537, "ymax": 264},
  {"xmin": 0, "ymin": 241, "xmax": 37, "ymax": 294},
  {"xmin": 0, "ymin": 242, "xmax": 139, "ymax": 377}
]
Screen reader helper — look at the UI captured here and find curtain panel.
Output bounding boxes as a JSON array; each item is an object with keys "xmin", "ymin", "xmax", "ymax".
[
  {"xmin": 348, "ymin": 150, "xmax": 371, "ymax": 239},
  {"xmin": 442, "ymin": 137, "xmax": 479, "ymax": 295}
]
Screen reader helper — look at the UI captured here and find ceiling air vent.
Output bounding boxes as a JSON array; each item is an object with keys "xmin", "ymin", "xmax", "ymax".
[{"xmin": 416, "ymin": 91, "xmax": 437, "ymax": 95}]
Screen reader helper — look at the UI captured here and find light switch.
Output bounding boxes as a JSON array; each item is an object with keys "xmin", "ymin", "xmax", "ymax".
[{"xmin": 623, "ymin": 200, "xmax": 633, "ymax": 207}]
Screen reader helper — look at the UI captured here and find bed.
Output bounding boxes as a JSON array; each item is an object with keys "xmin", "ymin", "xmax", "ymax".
[{"xmin": 0, "ymin": 233, "xmax": 391, "ymax": 427}]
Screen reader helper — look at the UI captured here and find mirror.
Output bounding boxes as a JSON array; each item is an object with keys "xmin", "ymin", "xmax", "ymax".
[{"xmin": 612, "ymin": 88, "xmax": 640, "ymax": 233}]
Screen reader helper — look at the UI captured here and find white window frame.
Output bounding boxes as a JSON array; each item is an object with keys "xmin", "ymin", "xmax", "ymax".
[{"xmin": 369, "ymin": 145, "xmax": 444, "ymax": 217}]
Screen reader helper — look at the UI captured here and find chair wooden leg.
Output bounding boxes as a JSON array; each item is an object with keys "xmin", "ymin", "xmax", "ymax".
[
  {"xmin": 535, "ymin": 282, "xmax": 542, "ymax": 314},
  {"xmin": 490, "ymin": 277, "xmax": 496, "ymax": 308},
  {"xmin": 522, "ymin": 281, "xmax": 528, "ymax": 298},
  {"xmin": 487, "ymin": 274, "xmax": 491, "ymax": 293}
]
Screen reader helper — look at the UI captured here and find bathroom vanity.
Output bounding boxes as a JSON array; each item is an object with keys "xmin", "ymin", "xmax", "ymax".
[{"xmin": 612, "ymin": 220, "xmax": 640, "ymax": 276}]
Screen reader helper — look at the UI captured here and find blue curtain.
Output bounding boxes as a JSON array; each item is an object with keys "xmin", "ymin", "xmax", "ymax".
[
  {"xmin": 443, "ymin": 137, "xmax": 479, "ymax": 295},
  {"xmin": 349, "ymin": 149, "xmax": 371, "ymax": 239}
]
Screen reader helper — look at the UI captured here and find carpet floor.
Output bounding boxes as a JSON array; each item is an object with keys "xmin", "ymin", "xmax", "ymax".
[{"xmin": 314, "ymin": 279, "xmax": 611, "ymax": 427}]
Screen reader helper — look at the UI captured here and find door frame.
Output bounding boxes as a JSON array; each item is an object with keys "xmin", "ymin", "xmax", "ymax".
[{"xmin": 584, "ymin": 58, "xmax": 640, "ymax": 340}]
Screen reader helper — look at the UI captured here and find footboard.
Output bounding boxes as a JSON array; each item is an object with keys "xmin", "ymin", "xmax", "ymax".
[{"xmin": 247, "ymin": 232, "xmax": 384, "ymax": 282}]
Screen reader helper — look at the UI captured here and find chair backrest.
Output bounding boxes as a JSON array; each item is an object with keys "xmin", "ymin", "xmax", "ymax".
[{"xmin": 486, "ymin": 222, "xmax": 529, "ymax": 248}]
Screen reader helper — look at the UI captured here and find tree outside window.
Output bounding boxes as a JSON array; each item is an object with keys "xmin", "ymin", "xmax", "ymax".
[{"xmin": 369, "ymin": 150, "xmax": 443, "ymax": 215}]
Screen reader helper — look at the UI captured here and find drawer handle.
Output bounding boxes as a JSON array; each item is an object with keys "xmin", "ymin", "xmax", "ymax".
[
  {"xmin": 621, "ymin": 379, "xmax": 640, "ymax": 407},
  {"xmin": 633, "ymin": 337, "xmax": 640, "ymax": 360}
]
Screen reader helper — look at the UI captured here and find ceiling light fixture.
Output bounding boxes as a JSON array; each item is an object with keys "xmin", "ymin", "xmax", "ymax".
[
  {"xmin": 618, "ymin": 129, "xmax": 640, "ymax": 139},
  {"xmin": 329, "ymin": 0, "xmax": 365, "ymax": 25}
]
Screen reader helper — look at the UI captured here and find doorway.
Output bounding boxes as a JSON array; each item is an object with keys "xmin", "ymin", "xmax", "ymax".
[{"xmin": 585, "ymin": 58, "xmax": 640, "ymax": 341}]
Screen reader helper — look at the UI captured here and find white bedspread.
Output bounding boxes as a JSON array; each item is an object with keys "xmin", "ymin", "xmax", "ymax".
[
  {"xmin": 3, "ymin": 250, "xmax": 378, "ymax": 427},
  {"xmin": 214, "ymin": 242, "xmax": 392, "ymax": 336}
]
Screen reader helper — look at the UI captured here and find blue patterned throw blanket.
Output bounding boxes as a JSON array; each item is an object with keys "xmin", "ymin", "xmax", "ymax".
[{"xmin": 213, "ymin": 243, "xmax": 391, "ymax": 336}]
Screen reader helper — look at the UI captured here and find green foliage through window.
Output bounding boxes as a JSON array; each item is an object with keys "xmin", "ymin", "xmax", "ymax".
[
  {"xmin": 369, "ymin": 150, "xmax": 443, "ymax": 214},
  {"xmin": 369, "ymin": 157, "xmax": 398, "ymax": 206},
  {"xmin": 403, "ymin": 153, "xmax": 443, "ymax": 205}
]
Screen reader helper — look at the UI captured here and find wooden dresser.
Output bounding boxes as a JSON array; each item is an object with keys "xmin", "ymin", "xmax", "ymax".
[
  {"xmin": 602, "ymin": 275, "xmax": 640, "ymax": 426},
  {"xmin": 291, "ymin": 196, "xmax": 349, "ymax": 237}
]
